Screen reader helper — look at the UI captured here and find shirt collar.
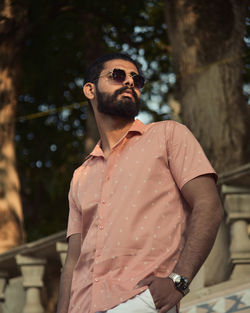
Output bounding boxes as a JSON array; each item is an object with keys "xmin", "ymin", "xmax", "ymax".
[
  {"xmin": 86, "ymin": 119, "xmax": 146, "ymax": 159},
  {"xmin": 127, "ymin": 118, "xmax": 146, "ymax": 134}
]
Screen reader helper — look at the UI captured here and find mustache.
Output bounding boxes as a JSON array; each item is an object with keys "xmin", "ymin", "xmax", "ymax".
[{"xmin": 114, "ymin": 86, "xmax": 138, "ymax": 100}]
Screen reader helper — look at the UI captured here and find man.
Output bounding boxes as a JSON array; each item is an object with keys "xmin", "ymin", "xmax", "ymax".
[{"xmin": 57, "ymin": 53, "xmax": 224, "ymax": 313}]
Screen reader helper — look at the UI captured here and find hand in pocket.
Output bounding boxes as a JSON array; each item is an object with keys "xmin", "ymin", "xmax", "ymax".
[{"xmin": 137, "ymin": 276, "xmax": 182, "ymax": 313}]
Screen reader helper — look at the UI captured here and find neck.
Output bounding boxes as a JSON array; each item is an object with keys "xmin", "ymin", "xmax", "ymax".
[{"xmin": 94, "ymin": 112, "xmax": 134, "ymax": 157}]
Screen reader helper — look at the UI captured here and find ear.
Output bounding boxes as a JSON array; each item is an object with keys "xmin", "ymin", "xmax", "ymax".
[{"xmin": 83, "ymin": 82, "xmax": 95, "ymax": 100}]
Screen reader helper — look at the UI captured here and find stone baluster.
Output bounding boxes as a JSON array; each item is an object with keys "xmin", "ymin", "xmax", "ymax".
[
  {"xmin": 16, "ymin": 255, "xmax": 46, "ymax": 313},
  {"xmin": 56, "ymin": 242, "xmax": 68, "ymax": 267},
  {"xmin": 223, "ymin": 188, "xmax": 250, "ymax": 279}
]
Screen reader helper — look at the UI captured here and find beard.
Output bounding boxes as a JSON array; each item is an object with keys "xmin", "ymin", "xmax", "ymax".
[{"xmin": 96, "ymin": 85, "xmax": 141, "ymax": 119}]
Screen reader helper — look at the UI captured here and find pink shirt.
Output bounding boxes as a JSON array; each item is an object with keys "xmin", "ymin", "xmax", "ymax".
[{"xmin": 67, "ymin": 119, "xmax": 217, "ymax": 313}]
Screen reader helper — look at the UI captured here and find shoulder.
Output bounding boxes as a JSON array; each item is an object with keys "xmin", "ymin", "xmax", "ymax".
[
  {"xmin": 148, "ymin": 119, "xmax": 186, "ymax": 129},
  {"xmin": 70, "ymin": 159, "xmax": 90, "ymax": 184},
  {"xmin": 147, "ymin": 120, "xmax": 189, "ymax": 137}
]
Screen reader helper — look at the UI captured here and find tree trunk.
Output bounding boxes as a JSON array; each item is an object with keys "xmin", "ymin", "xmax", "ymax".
[
  {"xmin": 164, "ymin": 0, "xmax": 249, "ymax": 173},
  {"xmin": 0, "ymin": 0, "xmax": 27, "ymax": 252}
]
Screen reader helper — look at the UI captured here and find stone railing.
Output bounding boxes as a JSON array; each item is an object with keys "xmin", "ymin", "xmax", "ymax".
[
  {"xmin": 0, "ymin": 163, "xmax": 250, "ymax": 313},
  {"xmin": 181, "ymin": 277, "xmax": 250, "ymax": 313},
  {"xmin": 219, "ymin": 163, "xmax": 250, "ymax": 280},
  {"xmin": 0, "ymin": 231, "xmax": 67, "ymax": 313}
]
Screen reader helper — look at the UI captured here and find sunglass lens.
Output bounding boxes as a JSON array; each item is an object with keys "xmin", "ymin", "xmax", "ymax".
[
  {"xmin": 112, "ymin": 69, "xmax": 126, "ymax": 83},
  {"xmin": 133, "ymin": 75, "xmax": 145, "ymax": 89},
  {"xmin": 112, "ymin": 68, "xmax": 145, "ymax": 89}
]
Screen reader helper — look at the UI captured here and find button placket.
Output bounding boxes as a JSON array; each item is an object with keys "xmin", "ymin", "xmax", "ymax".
[
  {"xmin": 92, "ymin": 159, "xmax": 107, "ymax": 298},
  {"xmin": 94, "ymin": 155, "xmax": 113, "ymax": 272},
  {"xmin": 97, "ymin": 155, "xmax": 114, "ymax": 234}
]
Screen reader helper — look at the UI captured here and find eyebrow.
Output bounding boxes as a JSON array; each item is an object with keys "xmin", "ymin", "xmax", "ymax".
[
  {"xmin": 101, "ymin": 68, "xmax": 139, "ymax": 78},
  {"xmin": 112, "ymin": 69, "xmax": 139, "ymax": 75}
]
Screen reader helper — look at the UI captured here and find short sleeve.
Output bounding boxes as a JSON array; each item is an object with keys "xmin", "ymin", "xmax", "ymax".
[
  {"xmin": 66, "ymin": 172, "xmax": 82, "ymax": 239},
  {"xmin": 166, "ymin": 122, "xmax": 217, "ymax": 190}
]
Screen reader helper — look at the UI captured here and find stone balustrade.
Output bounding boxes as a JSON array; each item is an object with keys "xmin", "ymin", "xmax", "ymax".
[
  {"xmin": 56, "ymin": 242, "xmax": 68, "ymax": 267},
  {"xmin": 16, "ymin": 255, "xmax": 47, "ymax": 313},
  {"xmin": 219, "ymin": 163, "xmax": 250, "ymax": 281},
  {"xmin": 0, "ymin": 231, "xmax": 67, "ymax": 313},
  {"xmin": 222, "ymin": 186, "xmax": 250, "ymax": 279}
]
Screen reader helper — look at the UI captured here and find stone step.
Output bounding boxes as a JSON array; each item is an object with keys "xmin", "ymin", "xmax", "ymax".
[{"xmin": 181, "ymin": 277, "xmax": 250, "ymax": 313}]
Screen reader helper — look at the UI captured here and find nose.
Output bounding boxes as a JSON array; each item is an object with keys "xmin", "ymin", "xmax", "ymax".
[{"xmin": 123, "ymin": 74, "xmax": 134, "ymax": 88}]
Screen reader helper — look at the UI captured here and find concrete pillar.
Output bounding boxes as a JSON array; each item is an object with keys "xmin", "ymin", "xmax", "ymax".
[
  {"xmin": 16, "ymin": 255, "xmax": 46, "ymax": 313},
  {"xmin": 230, "ymin": 220, "xmax": 250, "ymax": 253},
  {"xmin": 224, "ymin": 192, "xmax": 250, "ymax": 279},
  {"xmin": 56, "ymin": 242, "xmax": 68, "ymax": 267}
]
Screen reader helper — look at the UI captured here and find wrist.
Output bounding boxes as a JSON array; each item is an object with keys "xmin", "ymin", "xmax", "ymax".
[{"xmin": 168, "ymin": 272, "xmax": 190, "ymax": 296}]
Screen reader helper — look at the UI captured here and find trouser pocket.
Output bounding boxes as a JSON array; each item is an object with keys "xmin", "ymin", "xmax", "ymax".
[
  {"xmin": 139, "ymin": 288, "xmax": 177, "ymax": 313},
  {"xmin": 138, "ymin": 288, "xmax": 157, "ymax": 310}
]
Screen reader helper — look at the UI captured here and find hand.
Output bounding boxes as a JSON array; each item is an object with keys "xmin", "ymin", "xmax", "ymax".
[{"xmin": 137, "ymin": 276, "xmax": 183, "ymax": 313}]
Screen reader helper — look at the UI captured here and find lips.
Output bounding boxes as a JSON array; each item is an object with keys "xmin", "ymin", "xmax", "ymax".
[
  {"xmin": 120, "ymin": 89, "xmax": 134, "ymax": 98},
  {"xmin": 115, "ymin": 87, "xmax": 137, "ymax": 101},
  {"xmin": 121, "ymin": 91, "xmax": 133, "ymax": 97}
]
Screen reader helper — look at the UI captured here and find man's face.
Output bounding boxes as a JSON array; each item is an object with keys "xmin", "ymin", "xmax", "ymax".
[{"xmin": 95, "ymin": 59, "xmax": 142, "ymax": 119}]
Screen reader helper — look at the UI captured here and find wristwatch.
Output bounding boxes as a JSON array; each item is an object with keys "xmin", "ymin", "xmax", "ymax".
[{"xmin": 168, "ymin": 272, "xmax": 190, "ymax": 295}]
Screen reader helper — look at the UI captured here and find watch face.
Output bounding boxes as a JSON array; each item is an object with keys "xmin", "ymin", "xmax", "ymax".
[{"xmin": 174, "ymin": 276, "xmax": 189, "ymax": 290}]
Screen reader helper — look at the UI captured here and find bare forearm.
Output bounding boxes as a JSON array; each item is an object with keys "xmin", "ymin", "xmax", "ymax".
[
  {"xmin": 56, "ymin": 266, "xmax": 74, "ymax": 313},
  {"xmin": 57, "ymin": 234, "xmax": 81, "ymax": 313},
  {"xmin": 174, "ymin": 200, "xmax": 223, "ymax": 281},
  {"xmin": 137, "ymin": 202, "xmax": 222, "ymax": 313}
]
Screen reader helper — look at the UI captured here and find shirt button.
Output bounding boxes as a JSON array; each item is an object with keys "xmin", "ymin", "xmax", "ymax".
[
  {"xmin": 101, "ymin": 200, "xmax": 106, "ymax": 204},
  {"xmin": 99, "ymin": 225, "xmax": 104, "ymax": 230},
  {"xmin": 94, "ymin": 278, "xmax": 99, "ymax": 282}
]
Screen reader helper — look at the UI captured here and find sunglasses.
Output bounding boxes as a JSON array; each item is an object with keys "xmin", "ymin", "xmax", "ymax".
[{"xmin": 96, "ymin": 68, "xmax": 145, "ymax": 89}]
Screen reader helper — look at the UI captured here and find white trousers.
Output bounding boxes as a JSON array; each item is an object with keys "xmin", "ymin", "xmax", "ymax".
[{"xmin": 96, "ymin": 289, "xmax": 177, "ymax": 313}]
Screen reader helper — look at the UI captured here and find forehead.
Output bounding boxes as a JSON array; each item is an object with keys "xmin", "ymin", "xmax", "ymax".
[{"xmin": 102, "ymin": 59, "xmax": 139, "ymax": 74}]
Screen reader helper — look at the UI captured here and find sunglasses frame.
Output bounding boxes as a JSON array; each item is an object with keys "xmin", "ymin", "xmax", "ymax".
[{"xmin": 94, "ymin": 68, "xmax": 145, "ymax": 89}]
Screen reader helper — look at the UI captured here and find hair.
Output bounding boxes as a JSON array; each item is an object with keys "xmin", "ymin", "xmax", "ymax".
[{"xmin": 83, "ymin": 52, "xmax": 142, "ymax": 86}]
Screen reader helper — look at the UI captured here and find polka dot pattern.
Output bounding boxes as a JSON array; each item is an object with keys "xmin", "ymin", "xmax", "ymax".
[{"xmin": 66, "ymin": 119, "xmax": 217, "ymax": 313}]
